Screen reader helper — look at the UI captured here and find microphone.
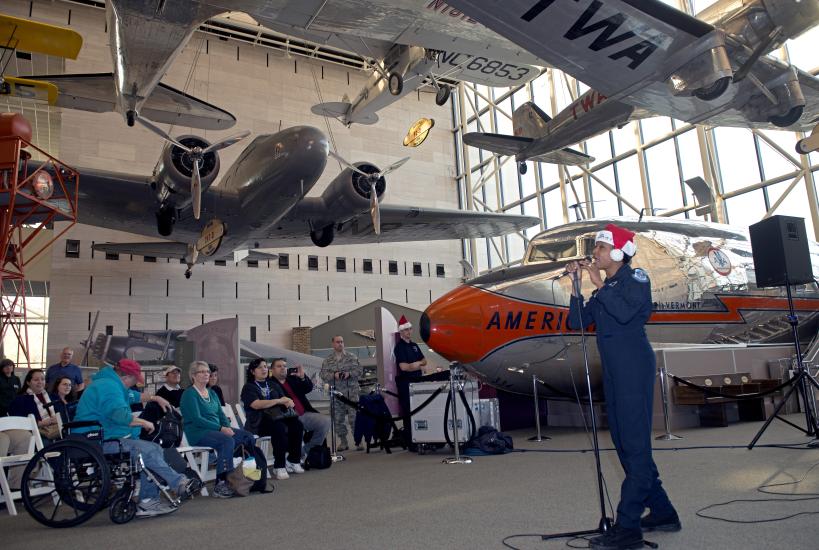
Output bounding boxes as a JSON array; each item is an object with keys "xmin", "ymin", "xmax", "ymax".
[{"xmin": 552, "ymin": 256, "xmax": 594, "ymax": 279}]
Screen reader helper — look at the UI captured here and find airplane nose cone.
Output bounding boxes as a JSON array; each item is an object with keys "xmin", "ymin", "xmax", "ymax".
[{"xmin": 422, "ymin": 285, "xmax": 485, "ymax": 364}]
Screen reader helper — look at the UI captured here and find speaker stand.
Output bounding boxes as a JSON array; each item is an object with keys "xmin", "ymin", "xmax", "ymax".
[{"xmin": 749, "ymin": 279, "xmax": 819, "ymax": 449}]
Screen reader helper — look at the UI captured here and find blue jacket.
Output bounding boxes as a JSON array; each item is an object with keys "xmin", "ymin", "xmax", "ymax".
[
  {"xmin": 568, "ymin": 264, "xmax": 652, "ymax": 336},
  {"xmin": 74, "ymin": 367, "xmax": 138, "ymax": 439}
]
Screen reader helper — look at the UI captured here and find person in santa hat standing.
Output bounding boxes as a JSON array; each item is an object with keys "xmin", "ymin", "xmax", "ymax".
[
  {"xmin": 566, "ymin": 223, "xmax": 679, "ymax": 550},
  {"xmin": 393, "ymin": 315, "xmax": 427, "ymax": 449}
]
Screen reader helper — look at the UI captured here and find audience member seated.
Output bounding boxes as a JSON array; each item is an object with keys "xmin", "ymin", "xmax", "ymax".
[
  {"xmin": 74, "ymin": 358, "xmax": 198, "ymax": 518},
  {"xmin": 268, "ymin": 358, "xmax": 330, "ymax": 457},
  {"xmin": 0, "ymin": 358, "xmax": 21, "ymax": 417},
  {"xmin": 49, "ymin": 376, "xmax": 78, "ymax": 424},
  {"xmin": 180, "ymin": 361, "xmax": 256, "ymax": 498},
  {"xmin": 9, "ymin": 369, "xmax": 61, "ymax": 441},
  {"xmin": 45, "ymin": 347, "xmax": 85, "ymax": 391},
  {"xmin": 241, "ymin": 358, "xmax": 304, "ymax": 480},
  {"xmin": 155, "ymin": 365, "xmax": 184, "ymax": 408},
  {"xmin": 207, "ymin": 364, "xmax": 226, "ymax": 406}
]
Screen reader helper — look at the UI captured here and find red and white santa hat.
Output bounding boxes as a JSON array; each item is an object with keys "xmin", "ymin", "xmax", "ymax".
[
  {"xmin": 595, "ymin": 223, "xmax": 637, "ymax": 262},
  {"xmin": 398, "ymin": 315, "xmax": 412, "ymax": 331}
]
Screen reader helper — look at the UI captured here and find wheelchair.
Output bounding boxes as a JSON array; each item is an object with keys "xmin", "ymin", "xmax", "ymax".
[{"xmin": 19, "ymin": 421, "xmax": 183, "ymax": 528}]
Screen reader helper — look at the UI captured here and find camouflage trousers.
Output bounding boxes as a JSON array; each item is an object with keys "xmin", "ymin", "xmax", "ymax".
[{"xmin": 333, "ymin": 388, "xmax": 359, "ymax": 443}]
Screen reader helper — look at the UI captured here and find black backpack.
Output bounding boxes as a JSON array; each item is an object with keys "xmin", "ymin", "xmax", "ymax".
[
  {"xmin": 148, "ymin": 408, "xmax": 184, "ymax": 448},
  {"xmin": 304, "ymin": 445, "xmax": 332, "ymax": 470}
]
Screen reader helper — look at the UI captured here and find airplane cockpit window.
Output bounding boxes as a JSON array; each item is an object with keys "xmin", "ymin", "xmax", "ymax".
[{"xmin": 527, "ymin": 239, "xmax": 579, "ymax": 263}]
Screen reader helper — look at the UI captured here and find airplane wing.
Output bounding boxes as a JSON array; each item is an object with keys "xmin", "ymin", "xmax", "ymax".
[
  {"xmin": 464, "ymin": 133, "xmax": 593, "ymax": 165},
  {"xmin": 464, "ymin": 133, "xmax": 534, "ymax": 156},
  {"xmin": 22, "ymin": 73, "xmax": 237, "ymax": 130},
  {"xmin": 0, "ymin": 14, "xmax": 82, "ymax": 59},
  {"xmin": 444, "ymin": 0, "xmax": 716, "ymax": 101},
  {"xmin": 264, "ymin": 201, "xmax": 540, "ymax": 246},
  {"xmin": 229, "ymin": 0, "xmax": 544, "ymax": 66}
]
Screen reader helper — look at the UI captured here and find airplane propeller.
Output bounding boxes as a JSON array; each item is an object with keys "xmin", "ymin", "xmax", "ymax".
[
  {"xmin": 138, "ymin": 118, "xmax": 250, "ymax": 219},
  {"xmin": 328, "ymin": 151, "xmax": 409, "ymax": 235}
]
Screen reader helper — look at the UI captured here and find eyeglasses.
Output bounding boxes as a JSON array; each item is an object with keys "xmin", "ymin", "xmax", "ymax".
[{"xmin": 194, "ymin": 370, "xmax": 211, "ymax": 375}]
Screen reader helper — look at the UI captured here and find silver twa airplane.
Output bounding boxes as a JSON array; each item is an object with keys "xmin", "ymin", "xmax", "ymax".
[
  {"xmin": 58, "ymin": 126, "xmax": 537, "ymax": 278},
  {"xmin": 420, "ymin": 217, "xmax": 819, "ymax": 398},
  {"xmin": 450, "ymin": 0, "xmax": 819, "ymax": 165},
  {"xmin": 28, "ymin": 0, "xmax": 543, "ymax": 130}
]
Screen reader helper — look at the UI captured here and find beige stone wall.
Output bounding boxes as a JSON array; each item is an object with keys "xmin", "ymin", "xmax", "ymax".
[{"xmin": 8, "ymin": 1, "xmax": 463, "ymax": 361}]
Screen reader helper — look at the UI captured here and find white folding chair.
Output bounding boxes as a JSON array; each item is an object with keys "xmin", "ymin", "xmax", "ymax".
[
  {"xmin": 0, "ymin": 414, "xmax": 45, "ymax": 515},
  {"xmin": 177, "ymin": 433, "xmax": 215, "ymax": 495},
  {"xmin": 222, "ymin": 405, "xmax": 241, "ymax": 429},
  {"xmin": 234, "ymin": 403, "xmax": 272, "ymax": 461}
]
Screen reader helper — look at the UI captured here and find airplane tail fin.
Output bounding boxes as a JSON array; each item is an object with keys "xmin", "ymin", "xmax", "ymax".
[{"xmin": 513, "ymin": 101, "xmax": 551, "ymax": 138}]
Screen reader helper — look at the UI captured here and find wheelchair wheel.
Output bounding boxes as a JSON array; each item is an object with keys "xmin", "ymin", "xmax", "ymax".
[
  {"xmin": 109, "ymin": 494, "xmax": 137, "ymax": 524},
  {"xmin": 21, "ymin": 439, "xmax": 111, "ymax": 528}
]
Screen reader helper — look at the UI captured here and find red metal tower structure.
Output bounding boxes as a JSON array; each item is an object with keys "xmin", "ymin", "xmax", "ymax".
[{"xmin": 0, "ymin": 112, "xmax": 79, "ymax": 366}]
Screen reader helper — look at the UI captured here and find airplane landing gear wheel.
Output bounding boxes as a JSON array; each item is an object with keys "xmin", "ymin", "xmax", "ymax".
[
  {"xmin": 310, "ymin": 224, "xmax": 334, "ymax": 247},
  {"xmin": 518, "ymin": 162, "xmax": 528, "ymax": 175},
  {"xmin": 184, "ymin": 269, "xmax": 192, "ymax": 279},
  {"xmin": 388, "ymin": 72, "xmax": 403, "ymax": 96},
  {"xmin": 126, "ymin": 110, "xmax": 137, "ymax": 127},
  {"xmin": 435, "ymin": 86, "xmax": 450, "ymax": 106},
  {"xmin": 769, "ymin": 105, "xmax": 804, "ymax": 128},
  {"xmin": 693, "ymin": 76, "xmax": 731, "ymax": 101}
]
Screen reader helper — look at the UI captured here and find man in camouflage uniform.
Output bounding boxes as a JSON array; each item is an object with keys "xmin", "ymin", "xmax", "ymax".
[{"xmin": 320, "ymin": 335, "xmax": 363, "ymax": 451}]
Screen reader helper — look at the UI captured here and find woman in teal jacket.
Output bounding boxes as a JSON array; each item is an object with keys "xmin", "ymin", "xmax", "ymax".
[{"xmin": 180, "ymin": 361, "xmax": 255, "ymax": 498}]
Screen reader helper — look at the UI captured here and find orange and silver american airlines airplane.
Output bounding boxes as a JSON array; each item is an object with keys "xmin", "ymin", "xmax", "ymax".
[{"xmin": 420, "ymin": 217, "xmax": 819, "ymax": 399}]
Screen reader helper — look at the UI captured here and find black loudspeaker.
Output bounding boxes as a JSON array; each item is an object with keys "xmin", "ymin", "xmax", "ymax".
[{"xmin": 749, "ymin": 215, "xmax": 814, "ymax": 287}]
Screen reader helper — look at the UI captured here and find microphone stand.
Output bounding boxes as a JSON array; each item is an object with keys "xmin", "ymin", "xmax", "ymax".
[
  {"xmin": 527, "ymin": 374, "xmax": 551, "ymax": 442},
  {"xmin": 541, "ymin": 271, "xmax": 613, "ymax": 542}
]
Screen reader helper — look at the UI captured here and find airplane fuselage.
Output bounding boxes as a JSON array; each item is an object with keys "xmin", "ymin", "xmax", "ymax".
[{"xmin": 421, "ymin": 218, "xmax": 819, "ymax": 399}]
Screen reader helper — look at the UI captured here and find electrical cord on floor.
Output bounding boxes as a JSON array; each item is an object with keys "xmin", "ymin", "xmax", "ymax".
[
  {"xmin": 509, "ymin": 441, "xmax": 818, "ymax": 454},
  {"xmin": 696, "ymin": 459, "xmax": 819, "ymax": 524}
]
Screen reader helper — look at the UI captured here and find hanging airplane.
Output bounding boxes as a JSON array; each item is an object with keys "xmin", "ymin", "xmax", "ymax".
[
  {"xmin": 34, "ymin": 125, "xmax": 538, "ymax": 278},
  {"xmin": 448, "ymin": 0, "xmax": 819, "ymax": 160},
  {"xmin": 0, "ymin": 13, "xmax": 82, "ymax": 106},
  {"xmin": 4, "ymin": 1, "xmax": 542, "ymax": 132},
  {"xmin": 420, "ymin": 217, "xmax": 819, "ymax": 398}
]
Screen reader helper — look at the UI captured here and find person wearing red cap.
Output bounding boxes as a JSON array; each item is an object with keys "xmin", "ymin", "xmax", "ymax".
[
  {"xmin": 393, "ymin": 315, "xmax": 427, "ymax": 449},
  {"xmin": 74, "ymin": 358, "xmax": 199, "ymax": 518},
  {"xmin": 566, "ymin": 223, "xmax": 679, "ymax": 550}
]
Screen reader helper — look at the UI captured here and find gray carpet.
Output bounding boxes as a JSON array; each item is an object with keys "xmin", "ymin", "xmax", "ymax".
[{"xmin": 4, "ymin": 415, "xmax": 819, "ymax": 549}]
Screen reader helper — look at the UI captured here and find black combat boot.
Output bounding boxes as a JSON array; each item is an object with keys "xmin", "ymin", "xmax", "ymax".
[{"xmin": 640, "ymin": 510, "xmax": 681, "ymax": 532}]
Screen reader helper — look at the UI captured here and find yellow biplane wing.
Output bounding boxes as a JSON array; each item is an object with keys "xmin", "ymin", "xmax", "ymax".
[
  {"xmin": 0, "ymin": 13, "xmax": 82, "ymax": 59},
  {"xmin": 1, "ymin": 76, "xmax": 58, "ymax": 105}
]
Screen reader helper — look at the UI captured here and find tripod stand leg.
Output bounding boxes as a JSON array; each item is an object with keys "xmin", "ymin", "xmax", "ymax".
[{"xmin": 748, "ymin": 374, "xmax": 808, "ymax": 449}]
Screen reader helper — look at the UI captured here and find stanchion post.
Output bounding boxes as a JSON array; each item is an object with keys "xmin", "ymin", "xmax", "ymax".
[
  {"xmin": 443, "ymin": 362, "xmax": 472, "ymax": 465},
  {"xmin": 329, "ymin": 385, "xmax": 345, "ymax": 462},
  {"xmin": 655, "ymin": 364, "xmax": 682, "ymax": 441},
  {"xmin": 528, "ymin": 374, "xmax": 551, "ymax": 442}
]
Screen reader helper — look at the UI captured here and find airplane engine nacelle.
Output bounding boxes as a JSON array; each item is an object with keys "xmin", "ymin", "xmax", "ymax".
[
  {"xmin": 151, "ymin": 135, "xmax": 220, "ymax": 202},
  {"xmin": 319, "ymin": 163, "xmax": 385, "ymax": 215},
  {"xmin": 699, "ymin": 0, "xmax": 819, "ymax": 52},
  {"xmin": 740, "ymin": 67, "xmax": 805, "ymax": 127}
]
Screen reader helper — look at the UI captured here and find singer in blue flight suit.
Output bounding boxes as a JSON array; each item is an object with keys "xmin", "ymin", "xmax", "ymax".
[{"xmin": 567, "ymin": 224, "xmax": 680, "ymax": 550}]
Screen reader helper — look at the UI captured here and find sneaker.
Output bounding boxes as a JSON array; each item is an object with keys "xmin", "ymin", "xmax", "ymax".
[
  {"xmin": 212, "ymin": 480, "xmax": 235, "ymax": 499},
  {"xmin": 640, "ymin": 511, "xmax": 681, "ymax": 532},
  {"xmin": 589, "ymin": 525, "xmax": 644, "ymax": 550},
  {"xmin": 136, "ymin": 498, "xmax": 177, "ymax": 518},
  {"xmin": 175, "ymin": 476, "xmax": 201, "ymax": 500},
  {"xmin": 285, "ymin": 460, "xmax": 305, "ymax": 474},
  {"xmin": 272, "ymin": 468, "xmax": 290, "ymax": 480}
]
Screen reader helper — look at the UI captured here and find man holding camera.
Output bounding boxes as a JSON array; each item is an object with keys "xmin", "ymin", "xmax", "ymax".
[
  {"xmin": 320, "ymin": 335, "xmax": 363, "ymax": 451},
  {"xmin": 269, "ymin": 357, "xmax": 330, "ymax": 458}
]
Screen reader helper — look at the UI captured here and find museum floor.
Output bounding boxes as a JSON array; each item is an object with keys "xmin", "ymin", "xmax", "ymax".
[{"xmin": 5, "ymin": 415, "xmax": 819, "ymax": 549}]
